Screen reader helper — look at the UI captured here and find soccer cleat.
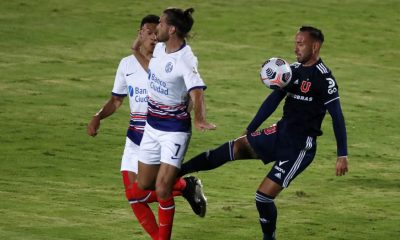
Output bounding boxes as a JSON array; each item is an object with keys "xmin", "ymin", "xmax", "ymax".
[{"xmin": 182, "ymin": 176, "xmax": 207, "ymax": 217}]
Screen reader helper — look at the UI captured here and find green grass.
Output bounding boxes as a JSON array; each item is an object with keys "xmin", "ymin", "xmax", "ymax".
[{"xmin": 1, "ymin": 0, "xmax": 399, "ymax": 239}]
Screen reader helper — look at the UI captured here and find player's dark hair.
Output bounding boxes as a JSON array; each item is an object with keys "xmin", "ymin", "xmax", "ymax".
[
  {"xmin": 299, "ymin": 26, "xmax": 324, "ymax": 43},
  {"xmin": 163, "ymin": 7, "xmax": 195, "ymax": 39},
  {"xmin": 140, "ymin": 14, "xmax": 160, "ymax": 28}
]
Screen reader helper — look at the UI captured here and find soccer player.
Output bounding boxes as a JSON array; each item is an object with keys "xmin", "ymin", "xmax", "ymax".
[
  {"xmin": 87, "ymin": 15, "xmax": 206, "ymax": 240},
  {"xmin": 133, "ymin": 7, "xmax": 216, "ymax": 240},
  {"xmin": 178, "ymin": 26, "xmax": 349, "ymax": 240}
]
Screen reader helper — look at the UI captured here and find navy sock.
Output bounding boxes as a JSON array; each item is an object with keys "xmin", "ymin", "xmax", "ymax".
[
  {"xmin": 255, "ymin": 191, "xmax": 277, "ymax": 240},
  {"xmin": 178, "ymin": 141, "xmax": 234, "ymax": 177}
]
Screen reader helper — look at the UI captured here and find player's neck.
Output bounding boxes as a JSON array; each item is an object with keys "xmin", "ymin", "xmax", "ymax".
[
  {"xmin": 139, "ymin": 47, "xmax": 152, "ymax": 60},
  {"xmin": 303, "ymin": 56, "xmax": 320, "ymax": 67},
  {"xmin": 165, "ymin": 37, "xmax": 185, "ymax": 54}
]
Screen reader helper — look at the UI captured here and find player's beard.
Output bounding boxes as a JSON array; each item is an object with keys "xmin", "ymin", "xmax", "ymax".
[
  {"xmin": 156, "ymin": 31, "xmax": 169, "ymax": 42},
  {"xmin": 297, "ymin": 52, "xmax": 311, "ymax": 64}
]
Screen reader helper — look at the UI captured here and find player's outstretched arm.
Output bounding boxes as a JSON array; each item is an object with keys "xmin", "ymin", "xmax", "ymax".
[
  {"xmin": 87, "ymin": 96, "xmax": 124, "ymax": 137},
  {"xmin": 189, "ymin": 88, "xmax": 216, "ymax": 131}
]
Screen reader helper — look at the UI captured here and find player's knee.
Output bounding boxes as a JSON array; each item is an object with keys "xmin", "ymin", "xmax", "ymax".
[
  {"xmin": 124, "ymin": 188, "xmax": 134, "ymax": 200},
  {"xmin": 137, "ymin": 179, "xmax": 153, "ymax": 191},
  {"xmin": 125, "ymin": 182, "xmax": 150, "ymax": 202},
  {"xmin": 234, "ymin": 137, "xmax": 256, "ymax": 159},
  {"xmin": 124, "ymin": 183, "xmax": 141, "ymax": 201},
  {"xmin": 155, "ymin": 181, "xmax": 172, "ymax": 200},
  {"xmin": 122, "ymin": 170, "xmax": 137, "ymax": 188},
  {"xmin": 155, "ymin": 187, "xmax": 171, "ymax": 200}
]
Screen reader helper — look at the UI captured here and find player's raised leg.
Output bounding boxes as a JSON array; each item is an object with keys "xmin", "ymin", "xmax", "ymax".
[
  {"xmin": 179, "ymin": 135, "xmax": 257, "ymax": 177},
  {"xmin": 182, "ymin": 175, "xmax": 207, "ymax": 217}
]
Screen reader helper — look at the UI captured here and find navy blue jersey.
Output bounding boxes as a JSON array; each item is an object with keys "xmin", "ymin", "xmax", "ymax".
[{"xmin": 281, "ymin": 58, "xmax": 339, "ymax": 137}]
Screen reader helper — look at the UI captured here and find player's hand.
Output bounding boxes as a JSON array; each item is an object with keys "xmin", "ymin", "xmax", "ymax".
[
  {"xmin": 335, "ymin": 156, "xmax": 348, "ymax": 176},
  {"xmin": 87, "ymin": 116, "xmax": 101, "ymax": 137},
  {"xmin": 195, "ymin": 121, "xmax": 216, "ymax": 131},
  {"xmin": 131, "ymin": 31, "xmax": 143, "ymax": 52}
]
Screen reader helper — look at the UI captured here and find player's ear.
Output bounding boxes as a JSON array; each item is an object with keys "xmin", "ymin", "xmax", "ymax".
[
  {"xmin": 138, "ymin": 28, "xmax": 143, "ymax": 35},
  {"xmin": 169, "ymin": 25, "xmax": 176, "ymax": 35},
  {"xmin": 312, "ymin": 41, "xmax": 320, "ymax": 54}
]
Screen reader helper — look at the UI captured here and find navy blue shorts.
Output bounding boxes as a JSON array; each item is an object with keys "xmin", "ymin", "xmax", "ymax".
[{"xmin": 247, "ymin": 124, "xmax": 316, "ymax": 188}]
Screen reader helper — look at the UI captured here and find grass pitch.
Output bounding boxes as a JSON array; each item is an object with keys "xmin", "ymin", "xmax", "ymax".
[{"xmin": 1, "ymin": 0, "xmax": 399, "ymax": 239}]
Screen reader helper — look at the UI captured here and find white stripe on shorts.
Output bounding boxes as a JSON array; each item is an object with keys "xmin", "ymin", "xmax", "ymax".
[{"xmin": 282, "ymin": 137, "xmax": 313, "ymax": 188}]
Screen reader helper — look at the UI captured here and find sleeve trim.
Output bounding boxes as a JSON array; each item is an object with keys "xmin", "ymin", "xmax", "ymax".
[
  {"xmin": 324, "ymin": 96, "xmax": 340, "ymax": 105},
  {"xmin": 112, "ymin": 92, "xmax": 127, "ymax": 97},
  {"xmin": 188, "ymin": 86, "xmax": 207, "ymax": 92}
]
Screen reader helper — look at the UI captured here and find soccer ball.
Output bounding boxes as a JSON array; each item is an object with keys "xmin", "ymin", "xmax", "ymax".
[{"xmin": 260, "ymin": 57, "xmax": 292, "ymax": 89}]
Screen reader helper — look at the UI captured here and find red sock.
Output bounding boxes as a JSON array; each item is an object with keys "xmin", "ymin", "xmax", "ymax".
[
  {"xmin": 158, "ymin": 196, "xmax": 175, "ymax": 240},
  {"xmin": 130, "ymin": 203, "xmax": 159, "ymax": 240},
  {"xmin": 137, "ymin": 178, "xmax": 184, "ymax": 200},
  {"xmin": 172, "ymin": 177, "xmax": 186, "ymax": 193},
  {"xmin": 172, "ymin": 191, "xmax": 182, "ymax": 197},
  {"xmin": 122, "ymin": 172, "xmax": 159, "ymax": 240},
  {"xmin": 145, "ymin": 190, "xmax": 158, "ymax": 203}
]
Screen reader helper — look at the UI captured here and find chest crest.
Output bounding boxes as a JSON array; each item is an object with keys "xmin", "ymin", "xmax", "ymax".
[
  {"xmin": 165, "ymin": 62, "xmax": 173, "ymax": 73},
  {"xmin": 300, "ymin": 80, "xmax": 312, "ymax": 93}
]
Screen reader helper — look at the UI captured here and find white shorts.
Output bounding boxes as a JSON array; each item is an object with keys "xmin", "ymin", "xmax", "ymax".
[
  {"xmin": 120, "ymin": 137, "xmax": 140, "ymax": 173},
  {"xmin": 139, "ymin": 124, "xmax": 191, "ymax": 168}
]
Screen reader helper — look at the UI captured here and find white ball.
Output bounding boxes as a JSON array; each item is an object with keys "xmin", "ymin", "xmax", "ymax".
[{"xmin": 260, "ymin": 57, "xmax": 292, "ymax": 89}]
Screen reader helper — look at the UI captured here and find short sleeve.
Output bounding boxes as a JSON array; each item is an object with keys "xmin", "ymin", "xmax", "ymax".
[
  {"xmin": 181, "ymin": 52, "xmax": 206, "ymax": 92},
  {"xmin": 111, "ymin": 59, "xmax": 128, "ymax": 96}
]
